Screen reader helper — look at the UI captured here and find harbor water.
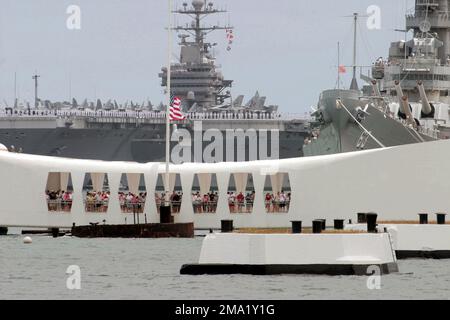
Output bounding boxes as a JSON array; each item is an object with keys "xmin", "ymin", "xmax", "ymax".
[{"xmin": 1, "ymin": 232, "xmax": 450, "ymax": 300}]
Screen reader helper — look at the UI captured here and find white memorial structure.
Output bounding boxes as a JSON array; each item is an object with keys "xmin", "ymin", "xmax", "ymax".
[{"xmin": 0, "ymin": 139, "xmax": 449, "ymax": 229}]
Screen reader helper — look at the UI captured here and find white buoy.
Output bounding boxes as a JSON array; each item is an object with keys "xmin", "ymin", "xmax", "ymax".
[{"xmin": 23, "ymin": 236, "xmax": 33, "ymax": 244}]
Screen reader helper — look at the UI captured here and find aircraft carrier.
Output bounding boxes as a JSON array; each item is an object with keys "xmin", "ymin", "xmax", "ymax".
[
  {"xmin": 304, "ymin": 0, "xmax": 450, "ymax": 157},
  {"xmin": 0, "ymin": 1, "xmax": 310, "ymax": 163}
]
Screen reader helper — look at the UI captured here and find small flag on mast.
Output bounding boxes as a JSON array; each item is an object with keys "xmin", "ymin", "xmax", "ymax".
[
  {"xmin": 169, "ymin": 93, "xmax": 185, "ymax": 121},
  {"xmin": 338, "ymin": 65, "xmax": 347, "ymax": 74}
]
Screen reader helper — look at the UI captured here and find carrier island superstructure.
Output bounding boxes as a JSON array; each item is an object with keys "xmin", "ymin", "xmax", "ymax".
[
  {"xmin": 304, "ymin": 0, "xmax": 450, "ymax": 156},
  {"xmin": 0, "ymin": 1, "xmax": 310, "ymax": 163}
]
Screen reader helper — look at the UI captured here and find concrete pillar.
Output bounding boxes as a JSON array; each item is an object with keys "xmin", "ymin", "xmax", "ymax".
[
  {"xmin": 144, "ymin": 164, "xmax": 159, "ymax": 224},
  {"xmin": 250, "ymin": 171, "xmax": 266, "ymax": 228},
  {"xmin": 106, "ymin": 173, "xmax": 121, "ymax": 225},
  {"xmin": 215, "ymin": 172, "xmax": 231, "ymax": 228},
  {"xmin": 70, "ymin": 172, "xmax": 86, "ymax": 225},
  {"xmin": 176, "ymin": 171, "xmax": 194, "ymax": 223}
]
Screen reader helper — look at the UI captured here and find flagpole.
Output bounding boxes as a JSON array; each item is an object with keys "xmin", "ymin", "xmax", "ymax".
[
  {"xmin": 337, "ymin": 42, "xmax": 340, "ymax": 90},
  {"xmin": 165, "ymin": 0, "xmax": 173, "ymax": 206}
]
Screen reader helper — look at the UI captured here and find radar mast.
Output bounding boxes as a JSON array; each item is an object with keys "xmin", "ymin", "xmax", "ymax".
[{"xmin": 159, "ymin": 1, "xmax": 234, "ymax": 111}]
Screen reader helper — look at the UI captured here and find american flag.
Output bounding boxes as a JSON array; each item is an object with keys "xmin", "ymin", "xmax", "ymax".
[{"xmin": 169, "ymin": 93, "xmax": 185, "ymax": 121}]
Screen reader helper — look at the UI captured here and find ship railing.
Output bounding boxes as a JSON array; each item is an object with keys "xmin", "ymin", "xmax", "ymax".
[
  {"xmin": 48, "ymin": 195, "xmax": 291, "ymax": 215},
  {"xmin": 417, "ymin": 126, "xmax": 440, "ymax": 139},
  {"xmin": 84, "ymin": 200, "xmax": 110, "ymax": 213},
  {"xmin": 225, "ymin": 199, "xmax": 291, "ymax": 214},
  {"xmin": 279, "ymin": 113, "xmax": 311, "ymax": 121},
  {"xmin": 63, "ymin": 110, "xmax": 309, "ymax": 121},
  {"xmin": 228, "ymin": 200, "xmax": 254, "ymax": 214},
  {"xmin": 186, "ymin": 112, "xmax": 310, "ymax": 121},
  {"xmin": 193, "ymin": 201, "xmax": 219, "ymax": 214},
  {"xmin": 0, "ymin": 111, "xmax": 58, "ymax": 118},
  {"xmin": 47, "ymin": 200, "xmax": 73, "ymax": 212},
  {"xmin": 406, "ymin": 2, "xmax": 443, "ymax": 18},
  {"xmin": 0, "ymin": 109, "xmax": 311, "ymax": 122},
  {"xmin": 187, "ymin": 112, "xmax": 280, "ymax": 121},
  {"xmin": 64, "ymin": 110, "xmax": 309, "ymax": 121},
  {"xmin": 62, "ymin": 111, "xmax": 167, "ymax": 119},
  {"xmin": 265, "ymin": 200, "xmax": 291, "ymax": 213},
  {"xmin": 119, "ymin": 200, "xmax": 146, "ymax": 214}
]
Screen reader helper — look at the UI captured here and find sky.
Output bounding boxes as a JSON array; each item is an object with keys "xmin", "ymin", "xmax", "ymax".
[{"xmin": 0, "ymin": 0, "xmax": 415, "ymax": 113}]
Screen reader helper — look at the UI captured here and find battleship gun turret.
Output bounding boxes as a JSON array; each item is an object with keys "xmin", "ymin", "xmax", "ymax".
[
  {"xmin": 401, "ymin": 96, "xmax": 417, "ymax": 127},
  {"xmin": 395, "ymin": 81, "xmax": 413, "ymax": 121},
  {"xmin": 394, "ymin": 81, "xmax": 404, "ymax": 104},
  {"xmin": 417, "ymin": 81, "xmax": 435, "ymax": 119},
  {"xmin": 371, "ymin": 80, "xmax": 381, "ymax": 97}
]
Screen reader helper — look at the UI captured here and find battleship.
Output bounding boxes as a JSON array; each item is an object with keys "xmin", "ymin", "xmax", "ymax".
[
  {"xmin": 0, "ymin": 1, "xmax": 310, "ymax": 163},
  {"xmin": 304, "ymin": 1, "xmax": 450, "ymax": 157}
]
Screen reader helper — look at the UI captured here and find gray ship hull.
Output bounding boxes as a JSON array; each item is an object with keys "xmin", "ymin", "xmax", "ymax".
[
  {"xmin": 304, "ymin": 89, "xmax": 435, "ymax": 157},
  {"xmin": 0, "ymin": 127, "xmax": 307, "ymax": 162}
]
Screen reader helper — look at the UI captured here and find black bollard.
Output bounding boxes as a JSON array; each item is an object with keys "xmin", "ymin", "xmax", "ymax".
[
  {"xmin": 436, "ymin": 213, "xmax": 447, "ymax": 225},
  {"xmin": 334, "ymin": 219, "xmax": 345, "ymax": 230},
  {"xmin": 312, "ymin": 220, "xmax": 323, "ymax": 234},
  {"xmin": 221, "ymin": 220, "xmax": 234, "ymax": 233},
  {"xmin": 291, "ymin": 221, "xmax": 302, "ymax": 234},
  {"xmin": 160, "ymin": 205, "xmax": 172, "ymax": 224},
  {"xmin": 419, "ymin": 213, "xmax": 428, "ymax": 225},
  {"xmin": 357, "ymin": 213, "xmax": 367, "ymax": 224},
  {"xmin": 320, "ymin": 219, "xmax": 326, "ymax": 230},
  {"xmin": 366, "ymin": 213, "xmax": 378, "ymax": 233},
  {"xmin": 51, "ymin": 228, "xmax": 59, "ymax": 238},
  {"xmin": 348, "ymin": 219, "xmax": 352, "ymax": 224},
  {"xmin": 0, "ymin": 226, "xmax": 8, "ymax": 236}
]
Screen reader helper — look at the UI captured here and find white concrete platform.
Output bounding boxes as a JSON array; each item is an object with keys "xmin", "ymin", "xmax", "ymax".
[
  {"xmin": 180, "ymin": 233, "xmax": 399, "ymax": 275},
  {"xmin": 346, "ymin": 223, "xmax": 450, "ymax": 259}
]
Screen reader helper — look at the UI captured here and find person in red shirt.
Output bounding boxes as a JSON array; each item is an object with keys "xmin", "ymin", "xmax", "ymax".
[
  {"xmin": 237, "ymin": 192, "xmax": 245, "ymax": 213},
  {"xmin": 265, "ymin": 193, "xmax": 273, "ymax": 213}
]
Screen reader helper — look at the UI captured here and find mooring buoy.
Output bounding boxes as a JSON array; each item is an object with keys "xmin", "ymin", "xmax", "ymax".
[{"xmin": 23, "ymin": 236, "xmax": 33, "ymax": 244}]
